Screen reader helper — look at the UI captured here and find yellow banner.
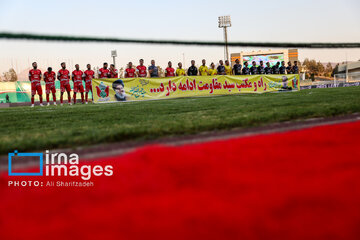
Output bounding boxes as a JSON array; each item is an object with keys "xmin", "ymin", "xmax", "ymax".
[{"xmin": 92, "ymin": 74, "xmax": 300, "ymax": 103}]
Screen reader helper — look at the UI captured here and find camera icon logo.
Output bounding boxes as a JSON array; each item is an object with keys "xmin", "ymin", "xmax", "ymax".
[{"xmin": 8, "ymin": 150, "xmax": 43, "ymax": 176}]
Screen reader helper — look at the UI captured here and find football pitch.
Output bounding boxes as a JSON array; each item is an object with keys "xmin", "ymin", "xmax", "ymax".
[{"xmin": 1, "ymin": 86, "xmax": 360, "ymax": 155}]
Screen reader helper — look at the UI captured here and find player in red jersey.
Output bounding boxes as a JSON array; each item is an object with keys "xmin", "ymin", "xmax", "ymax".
[
  {"xmin": 72, "ymin": 64, "xmax": 84, "ymax": 104},
  {"xmin": 165, "ymin": 61, "xmax": 175, "ymax": 77},
  {"xmin": 124, "ymin": 62, "xmax": 136, "ymax": 78},
  {"xmin": 109, "ymin": 64, "xmax": 118, "ymax": 78},
  {"xmin": 57, "ymin": 62, "xmax": 72, "ymax": 106},
  {"xmin": 43, "ymin": 67, "xmax": 57, "ymax": 106},
  {"xmin": 28, "ymin": 62, "xmax": 43, "ymax": 107},
  {"xmin": 98, "ymin": 62, "xmax": 110, "ymax": 79},
  {"xmin": 136, "ymin": 59, "xmax": 147, "ymax": 77},
  {"xmin": 83, "ymin": 64, "xmax": 94, "ymax": 104}
]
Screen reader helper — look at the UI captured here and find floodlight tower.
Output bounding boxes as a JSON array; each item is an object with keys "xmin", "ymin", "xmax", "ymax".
[
  {"xmin": 111, "ymin": 50, "xmax": 117, "ymax": 67},
  {"xmin": 218, "ymin": 15, "xmax": 232, "ymax": 61}
]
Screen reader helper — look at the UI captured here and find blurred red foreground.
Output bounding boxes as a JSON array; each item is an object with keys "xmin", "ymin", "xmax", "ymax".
[{"xmin": 1, "ymin": 121, "xmax": 360, "ymax": 240}]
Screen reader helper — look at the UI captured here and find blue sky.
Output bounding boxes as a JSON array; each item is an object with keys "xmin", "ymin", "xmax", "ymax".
[{"xmin": 0, "ymin": 0, "xmax": 359, "ymax": 73}]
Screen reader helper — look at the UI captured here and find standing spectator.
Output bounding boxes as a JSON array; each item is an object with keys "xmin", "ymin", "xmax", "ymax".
[
  {"xmin": 199, "ymin": 59, "xmax": 208, "ymax": 76},
  {"xmin": 209, "ymin": 63, "xmax": 217, "ymax": 75},
  {"xmin": 136, "ymin": 59, "xmax": 147, "ymax": 77},
  {"xmin": 232, "ymin": 59, "xmax": 242, "ymax": 75},
  {"xmin": 224, "ymin": 60, "xmax": 232, "ymax": 75},
  {"xmin": 279, "ymin": 61, "xmax": 286, "ymax": 74},
  {"xmin": 242, "ymin": 61, "xmax": 250, "ymax": 75},
  {"xmin": 293, "ymin": 61, "xmax": 299, "ymax": 74},
  {"xmin": 109, "ymin": 64, "xmax": 119, "ymax": 78},
  {"xmin": 257, "ymin": 61, "xmax": 265, "ymax": 75},
  {"xmin": 187, "ymin": 60, "xmax": 198, "ymax": 76},
  {"xmin": 250, "ymin": 61, "xmax": 258, "ymax": 75},
  {"xmin": 125, "ymin": 62, "xmax": 136, "ymax": 78},
  {"xmin": 272, "ymin": 62, "xmax": 280, "ymax": 74},
  {"xmin": 165, "ymin": 61, "xmax": 175, "ymax": 77},
  {"xmin": 176, "ymin": 62, "xmax": 186, "ymax": 76},
  {"xmin": 148, "ymin": 60, "xmax": 159, "ymax": 77},
  {"xmin": 217, "ymin": 60, "xmax": 226, "ymax": 75},
  {"xmin": 264, "ymin": 62, "xmax": 272, "ymax": 74}
]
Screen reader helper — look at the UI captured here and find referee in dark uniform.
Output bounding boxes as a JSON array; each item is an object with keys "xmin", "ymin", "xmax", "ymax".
[{"xmin": 187, "ymin": 60, "xmax": 198, "ymax": 76}]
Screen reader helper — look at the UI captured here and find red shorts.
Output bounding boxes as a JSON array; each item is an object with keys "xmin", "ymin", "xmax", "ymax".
[
  {"xmin": 31, "ymin": 84, "xmax": 42, "ymax": 95},
  {"xmin": 45, "ymin": 84, "xmax": 56, "ymax": 94},
  {"xmin": 85, "ymin": 84, "xmax": 92, "ymax": 93},
  {"xmin": 74, "ymin": 84, "xmax": 84, "ymax": 93},
  {"xmin": 60, "ymin": 83, "xmax": 71, "ymax": 93}
]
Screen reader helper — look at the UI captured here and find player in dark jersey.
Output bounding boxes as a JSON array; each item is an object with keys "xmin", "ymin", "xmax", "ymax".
[
  {"xmin": 257, "ymin": 61, "xmax": 265, "ymax": 75},
  {"xmin": 242, "ymin": 62, "xmax": 250, "ymax": 75},
  {"xmin": 187, "ymin": 60, "xmax": 198, "ymax": 76},
  {"xmin": 272, "ymin": 62, "xmax": 280, "ymax": 74},
  {"xmin": 279, "ymin": 61, "xmax": 286, "ymax": 74},
  {"xmin": 264, "ymin": 62, "xmax": 272, "ymax": 74},
  {"xmin": 232, "ymin": 59, "xmax": 242, "ymax": 75},
  {"xmin": 250, "ymin": 61, "xmax": 258, "ymax": 75},
  {"xmin": 217, "ymin": 60, "xmax": 226, "ymax": 75},
  {"xmin": 286, "ymin": 61, "xmax": 293, "ymax": 74},
  {"xmin": 293, "ymin": 61, "xmax": 299, "ymax": 74}
]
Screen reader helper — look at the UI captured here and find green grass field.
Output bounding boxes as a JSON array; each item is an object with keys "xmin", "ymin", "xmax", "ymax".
[{"xmin": 1, "ymin": 87, "xmax": 360, "ymax": 155}]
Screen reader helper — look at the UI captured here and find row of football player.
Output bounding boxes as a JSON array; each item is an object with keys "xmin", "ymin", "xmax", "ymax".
[
  {"xmin": 28, "ymin": 59, "xmax": 299, "ymax": 107},
  {"xmin": 98, "ymin": 59, "xmax": 300, "ymax": 78},
  {"xmin": 28, "ymin": 62, "xmax": 95, "ymax": 107},
  {"xmin": 169, "ymin": 59, "xmax": 299, "ymax": 76},
  {"xmin": 237, "ymin": 60, "xmax": 299, "ymax": 75}
]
